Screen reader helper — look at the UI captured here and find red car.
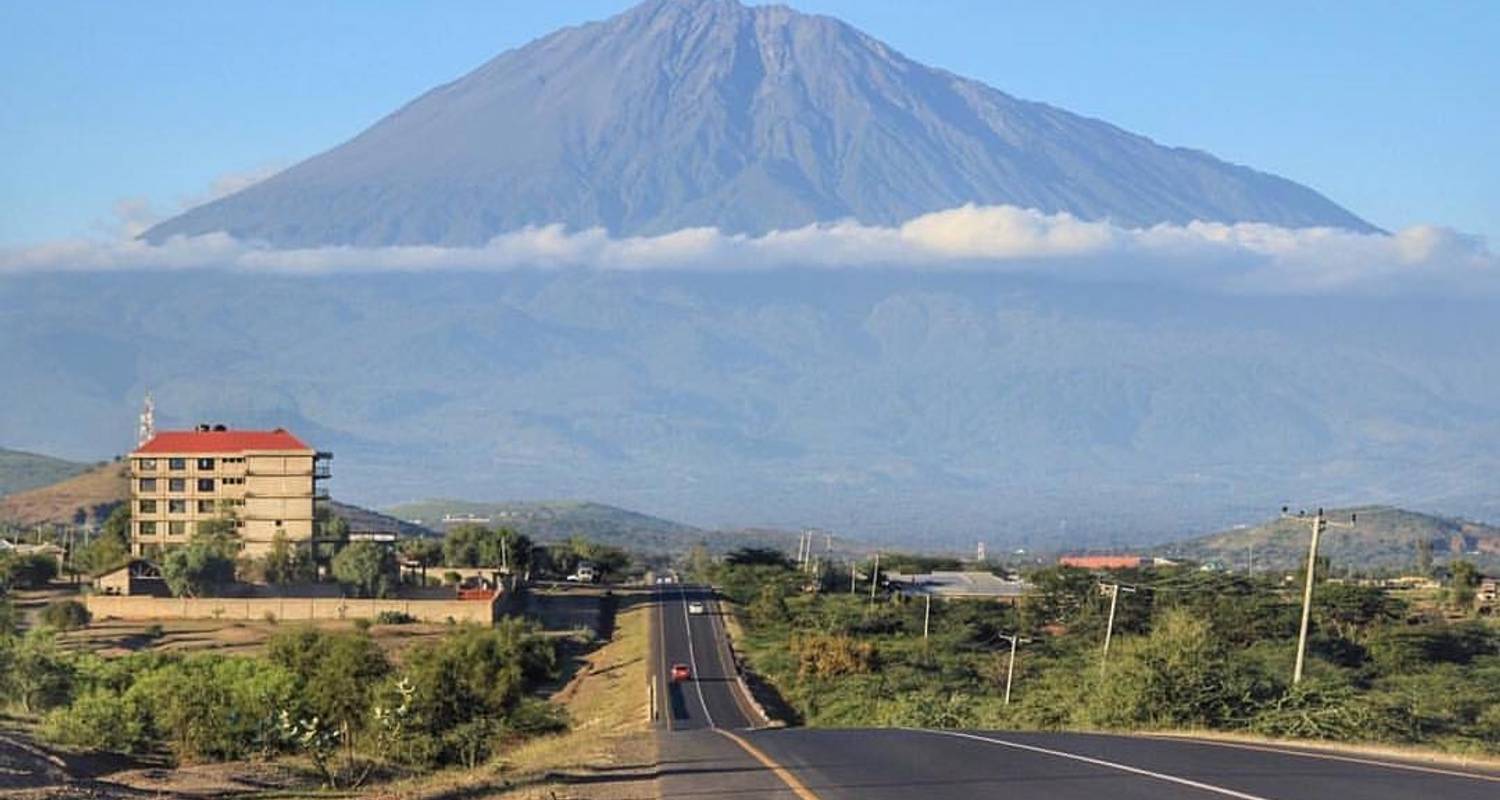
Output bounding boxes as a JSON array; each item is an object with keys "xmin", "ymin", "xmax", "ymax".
[{"xmin": 670, "ymin": 663, "xmax": 691, "ymax": 682}]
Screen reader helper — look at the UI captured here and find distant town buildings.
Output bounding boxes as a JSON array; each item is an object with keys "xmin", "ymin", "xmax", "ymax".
[
  {"xmin": 1058, "ymin": 555, "xmax": 1151, "ymax": 570},
  {"xmin": 129, "ymin": 425, "xmax": 331, "ymax": 557},
  {"xmin": 885, "ymin": 570, "xmax": 1031, "ymax": 602}
]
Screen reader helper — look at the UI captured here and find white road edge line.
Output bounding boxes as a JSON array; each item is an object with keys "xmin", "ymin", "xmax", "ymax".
[
  {"xmin": 679, "ymin": 585, "xmax": 717, "ymax": 729},
  {"xmin": 1138, "ymin": 735, "xmax": 1500, "ymax": 784},
  {"xmin": 907, "ymin": 729, "xmax": 1275, "ymax": 800},
  {"xmin": 657, "ymin": 587, "xmax": 672, "ymax": 732}
]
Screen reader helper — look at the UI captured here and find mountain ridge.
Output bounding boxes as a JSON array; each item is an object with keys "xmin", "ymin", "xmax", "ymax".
[
  {"xmin": 1157, "ymin": 505, "xmax": 1500, "ymax": 573},
  {"xmin": 143, "ymin": 0, "xmax": 1374, "ymax": 247}
]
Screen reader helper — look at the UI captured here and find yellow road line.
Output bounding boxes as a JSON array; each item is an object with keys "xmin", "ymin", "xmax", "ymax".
[
  {"xmin": 715, "ymin": 729, "xmax": 821, "ymax": 800},
  {"xmin": 1141, "ymin": 734, "xmax": 1500, "ymax": 783}
]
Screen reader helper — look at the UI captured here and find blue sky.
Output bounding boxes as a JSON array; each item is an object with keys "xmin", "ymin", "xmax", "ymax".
[{"xmin": 1, "ymin": 0, "xmax": 1496, "ymax": 246}]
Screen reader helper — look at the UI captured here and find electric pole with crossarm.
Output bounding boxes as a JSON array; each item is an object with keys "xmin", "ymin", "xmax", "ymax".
[{"xmin": 1283, "ymin": 506, "xmax": 1357, "ymax": 684}]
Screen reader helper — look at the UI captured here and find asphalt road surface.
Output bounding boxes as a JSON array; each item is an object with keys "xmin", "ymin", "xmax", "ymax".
[{"xmin": 650, "ymin": 586, "xmax": 1500, "ymax": 800}]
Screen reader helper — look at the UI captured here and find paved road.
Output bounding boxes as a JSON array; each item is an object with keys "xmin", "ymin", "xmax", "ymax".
[{"xmin": 649, "ymin": 587, "xmax": 1499, "ymax": 799}]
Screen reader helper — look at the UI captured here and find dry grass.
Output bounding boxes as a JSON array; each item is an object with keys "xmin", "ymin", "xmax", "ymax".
[{"xmin": 0, "ymin": 462, "xmax": 128, "ymax": 527}]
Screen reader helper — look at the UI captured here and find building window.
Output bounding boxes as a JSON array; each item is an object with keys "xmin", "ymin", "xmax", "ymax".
[
  {"xmin": 275, "ymin": 520, "xmax": 283, "ymax": 528},
  {"xmin": 197, "ymin": 478, "xmax": 215, "ymax": 492},
  {"xmin": 197, "ymin": 458, "xmax": 215, "ymax": 470},
  {"xmin": 139, "ymin": 478, "xmax": 157, "ymax": 492},
  {"xmin": 138, "ymin": 521, "xmax": 157, "ymax": 536},
  {"xmin": 168, "ymin": 499, "xmax": 187, "ymax": 514},
  {"xmin": 168, "ymin": 521, "xmax": 186, "ymax": 536},
  {"xmin": 137, "ymin": 458, "xmax": 157, "ymax": 471},
  {"xmin": 139, "ymin": 499, "xmax": 157, "ymax": 513},
  {"xmin": 197, "ymin": 500, "xmax": 216, "ymax": 513},
  {"xmin": 168, "ymin": 458, "xmax": 186, "ymax": 470},
  {"xmin": 222, "ymin": 477, "xmax": 244, "ymax": 486},
  {"xmin": 168, "ymin": 478, "xmax": 185, "ymax": 492}
]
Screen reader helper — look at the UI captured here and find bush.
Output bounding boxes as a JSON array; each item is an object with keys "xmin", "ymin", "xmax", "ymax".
[
  {"xmin": 126, "ymin": 656, "xmax": 298, "ymax": 762},
  {"xmin": 42, "ymin": 689, "xmax": 149, "ymax": 753},
  {"xmin": 4, "ymin": 632, "xmax": 76, "ymax": 713},
  {"xmin": 40, "ymin": 599, "xmax": 91, "ymax": 631},
  {"xmin": 267, "ymin": 627, "xmax": 391, "ymax": 738},
  {"xmin": 396, "ymin": 621, "xmax": 558, "ymax": 767},
  {"xmin": 374, "ymin": 610, "xmax": 417, "ymax": 625},
  {"xmin": 790, "ymin": 632, "xmax": 876, "ymax": 679},
  {"xmin": 0, "ymin": 552, "xmax": 59, "ymax": 590}
]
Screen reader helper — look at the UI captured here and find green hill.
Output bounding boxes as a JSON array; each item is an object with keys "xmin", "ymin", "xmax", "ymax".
[
  {"xmin": 0, "ymin": 448, "xmax": 91, "ymax": 499},
  {"xmin": 1158, "ymin": 505, "xmax": 1500, "ymax": 573}
]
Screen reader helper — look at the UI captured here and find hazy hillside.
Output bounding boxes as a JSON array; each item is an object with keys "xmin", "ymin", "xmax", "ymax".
[
  {"xmin": 1159, "ymin": 506, "xmax": 1500, "ymax": 573},
  {"xmin": 0, "ymin": 461, "xmax": 129, "ymax": 528},
  {"xmin": 144, "ymin": 0, "xmax": 1371, "ymax": 246},
  {"xmin": 0, "ymin": 448, "xmax": 90, "ymax": 498},
  {"xmin": 5, "ymin": 270, "xmax": 1500, "ymax": 548},
  {"xmin": 326, "ymin": 500, "xmax": 435, "ymax": 540},
  {"xmin": 387, "ymin": 499, "xmax": 830, "ymax": 557}
]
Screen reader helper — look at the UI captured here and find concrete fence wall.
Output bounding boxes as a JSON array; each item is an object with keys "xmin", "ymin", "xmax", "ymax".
[{"xmin": 84, "ymin": 594, "xmax": 497, "ymax": 624}]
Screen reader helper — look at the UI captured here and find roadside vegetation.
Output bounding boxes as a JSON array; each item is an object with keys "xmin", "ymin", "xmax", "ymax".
[
  {"xmin": 708, "ymin": 549, "xmax": 1500, "ymax": 756},
  {"xmin": 0, "ymin": 618, "xmax": 567, "ymax": 788}
]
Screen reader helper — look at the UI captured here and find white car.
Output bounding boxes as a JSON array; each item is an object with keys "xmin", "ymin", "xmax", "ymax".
[{"xmin": 687, "ymin": 601, "xmax": 706, "ymax": 615}]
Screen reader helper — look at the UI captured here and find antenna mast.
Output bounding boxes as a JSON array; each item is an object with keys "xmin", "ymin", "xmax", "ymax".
[{"xmin": 137, "ymin": 392, "xmax": 155, "ymax": 446}]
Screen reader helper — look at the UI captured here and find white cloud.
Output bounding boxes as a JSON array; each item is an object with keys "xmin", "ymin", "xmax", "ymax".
[{"xmin": 3, "ymin": 204, "xmax": 1496, "ymax": 296}]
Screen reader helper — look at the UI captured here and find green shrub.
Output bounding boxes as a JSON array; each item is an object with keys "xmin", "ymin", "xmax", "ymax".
[
  {"xmin": 40, "ymin": 599, "xmax": 91, "ymax": 631},
  {"xmin": 126, "ymin": 656, "xmax": 298, "ymax": 762},
  {"xmin": 42, "ymin": 689, "xmax": 149, "ymax": 753},
  {"xmin": 374, "ymin": 610, "xmax": 417, "ymax": 625}
]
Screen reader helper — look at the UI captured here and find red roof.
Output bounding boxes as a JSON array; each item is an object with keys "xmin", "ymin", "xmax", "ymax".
[{"xmin": 135, "ymin": 428, "xmax": 312, "ymax": 454}]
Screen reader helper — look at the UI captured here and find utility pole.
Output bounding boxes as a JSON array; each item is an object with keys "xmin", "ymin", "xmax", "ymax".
[
  {"xmin": 922, "ymin": 593, "xmax": 932, "ymax": 641},
  {"xmin": 869, "ymin": 552, "xmax": 880, "ymax": 605},
  {"xmin": 850, "ymin": 560, "xmax": 858, "ymax": 594},
  {"xmin": 1283, "ymin": 507, "xmax": 1356, "ymax": 684},
  {"xmin": 1099, "ymin": 582, "xmax": 1136, "ymax": 677},
  {"xmin": 501, "ymin": 535, "xmax": 509, "ymax": 573},
  {"xmin": 996, "ymin": 633, "xmax": 1031, "ymax": 705}
]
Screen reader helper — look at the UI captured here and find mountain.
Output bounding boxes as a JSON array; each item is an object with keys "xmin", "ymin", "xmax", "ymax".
[
  {"xmin": 6, "ymin": 270, "xmax": 1499, "ymax": 549},
  {"xmin": 143, "ymin": 0, "xmax": 1374, "ymax": 247},
  {"xmin": 385, "ymin": 499, "xmax": 820, "ymax": 556},
  {"xmin": 1158, "ymin": 506, "xmax": 1500, "ymax": 573},
  {"xmin": 0, "ymin": 448, "xmax": 91, "ymax": 499}
]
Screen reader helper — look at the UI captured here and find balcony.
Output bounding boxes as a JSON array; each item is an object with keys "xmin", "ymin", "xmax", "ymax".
[{"xmin": 314, "ymin": 461, "xmax": 332, "ymax": 480}]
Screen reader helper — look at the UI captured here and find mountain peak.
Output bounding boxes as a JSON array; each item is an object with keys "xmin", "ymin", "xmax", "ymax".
[{"xmin": 143, "ymin": 0, "xmax": 1375, "ymax": 247}]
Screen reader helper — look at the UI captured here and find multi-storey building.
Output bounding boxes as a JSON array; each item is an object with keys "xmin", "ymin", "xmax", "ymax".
[{"xmin": 129, "ymin": 425, "xmax": 331, "ymax": 557}]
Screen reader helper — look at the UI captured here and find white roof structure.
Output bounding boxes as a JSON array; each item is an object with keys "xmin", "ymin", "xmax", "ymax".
[{"xmin": 886, "ymin": 570, "xmax": 1031, "ymax": 599}]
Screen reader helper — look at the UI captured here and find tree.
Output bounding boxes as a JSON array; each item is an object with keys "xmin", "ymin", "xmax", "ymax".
[
  {"xmin": 331, "ymin": 542, "xmax": 396, "ymax": 598},
  {"xmin": 160, "ymin": 536, "xmax": 237, "ymax": 597},
  {"xmin": 1416, "ymin": 538, "xmax": 1435, "ymax": 577},
  {"xmin": 263, "ymin": 531, "xmax": 315, "ymax": 584},
  {"xmin": 0, "ymin": 552, "xmax": 59, "ymax": 590},
  {"xmin": 1449, "ymin": 560, "xmax": 1481, "ymax": 612},
  {"xmin": 725, "ymin": 547, "xmax": 795, "ymax": 568},
  {"xmin": 77, "ymin": 505, "xmax": 131, "ymax": 575}
]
